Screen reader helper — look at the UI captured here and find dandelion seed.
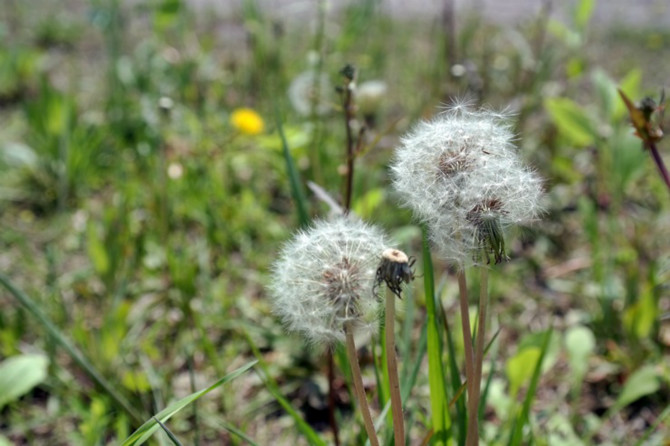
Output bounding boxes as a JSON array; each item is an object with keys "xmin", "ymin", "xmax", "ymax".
[
  {"xmin": 391, "ymin": 104, "xmax": 543, "ymax": 266},
  {"xmin": 230, "ymin": 107, "xmax": 265, "ymax": 135},
  {"xmin": 269, "ymin": 217, "xmax": 388, "ymax": 346}
]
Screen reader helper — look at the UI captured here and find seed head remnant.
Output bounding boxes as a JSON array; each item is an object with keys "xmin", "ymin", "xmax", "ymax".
[{"xmin": 374, "ymin": 248, "xmax": 416, "ymax": 299}]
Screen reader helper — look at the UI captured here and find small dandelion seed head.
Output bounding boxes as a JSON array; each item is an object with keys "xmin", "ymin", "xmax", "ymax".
[
  {"xmin": 391, "ymin": 103, "xmax": 543, "ymax": 267},
  {"xmin": 356, "ymin": 80, "xmax": 388, "ymax": 115},
  {"xmin": 230, "ymin": 108, "xmax": 265, "ymax": 135},
  {"xmin": 269, "ymin": 216, "xmax": 388, "ymax": 346},
  {"xmin": 288, "ymin": 70, "xmax": 332, "ymax": 117}
]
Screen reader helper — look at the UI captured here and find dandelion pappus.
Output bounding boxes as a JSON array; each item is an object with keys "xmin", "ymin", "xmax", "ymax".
[{"xmin": 374, "ymin": 248, "xmax": 416, "ymax": 299}]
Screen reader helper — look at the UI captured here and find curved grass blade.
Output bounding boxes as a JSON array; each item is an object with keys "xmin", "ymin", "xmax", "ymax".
[
  {"xmin": 508, "ymin": 328, "xmax": 553, "ymax": 446},
  {"xmin": 274, "ymin": 103, "xmax": 309, "ymax": 227},
  {"xmin": 245, "ymin": 331, "xmax": 326, "ymax": 446},
  {"xmin": 153, "ymin": 416, "xmax": 183, "ymax": 446},
  {"xmin": 121, "ymin": 360, "xmax": 258, "ymax": 446},
  {"xmin": 220, "ymin": 421, "xmax": 261, "ymax": 446},
  {"xmin": 0, "ymin": 272, "xmax": 142, "ymax": 423}
]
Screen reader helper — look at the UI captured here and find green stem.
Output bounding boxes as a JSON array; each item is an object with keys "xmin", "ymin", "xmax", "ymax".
[
  {"xmin": 457, "ymin": 271, "xmax": 478, "ymax": 446},
  {"xmin": 385, "ymin": 292, "xmax": 405, "ymax": 446},
  {"xmin": 472, "ymin": 267, "xmax": 489, "ymax": 436}
]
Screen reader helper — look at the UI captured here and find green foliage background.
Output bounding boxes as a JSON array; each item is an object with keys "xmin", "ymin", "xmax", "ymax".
[{"xmin": 0, "ymin": 0, "xmax": 669, "ymax": 444}]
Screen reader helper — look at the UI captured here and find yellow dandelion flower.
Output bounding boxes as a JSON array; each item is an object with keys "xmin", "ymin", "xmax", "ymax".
[{"xmin": 230, "ymin": 108, "xmax": 265, "ymax": 135}]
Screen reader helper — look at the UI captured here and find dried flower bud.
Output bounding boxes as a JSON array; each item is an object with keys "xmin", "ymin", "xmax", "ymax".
[
  {"xmin": 269, "ymin": 217, "xmax": 388, "ymax": 346},
  {"xmin": 391, "ymin": 103, "xmax": 543, "ymax": 267}
]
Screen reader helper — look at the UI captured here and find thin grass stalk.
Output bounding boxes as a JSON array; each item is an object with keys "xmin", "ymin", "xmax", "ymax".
[
  {"xmin": 472, "ymin": 267, "xmax": 489, "ymax": 436},
  {"xmin": 385, "ymin": 292, "xmax": 405, "ymax": 445},
  {"xmin": 344, "ymin": 323, "xmax": 380, "ymax": 446},
  {"xmin": 457, "ymin": 271, "xmax": 478, "ymax": 446}
]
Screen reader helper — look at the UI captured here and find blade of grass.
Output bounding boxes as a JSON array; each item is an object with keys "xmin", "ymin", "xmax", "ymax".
[
  {"xmin": 244, "ymin": 331, "xmax": 326, "ymax": 446},
  {"xmin": 0, "ymin": 272, "xmax": 142, "ymax": 423},
  {"xmin": 478, "ymin": 328, "xmax": 500, "ymax": 422},
  {"xmin": 508, "ymin": 328, "xmax": 553, "ymax": 446},
  {"xmin": 220, "ymin": 421, "xmax": 261, "ymax": 446},
  {"xmin": 633, "ymin": 404, "xmax": 670, "ymax": 446},
  {"xmin": 274, "ymin": 103, "xmax": 309, "ymax": 227},
  {"xmin": 153, "ymin": 416, "xmax": 183, "ymax": 446},
  {"xmin": 422, "ymin": 227, "xmax": 452, "ymax": 445},
  {"xmin": 442, "ymin": 297, "xmax": 466, "ymax": 446},
  {"xmin": 122, "ymin": 360, "xmax": 258, "ymax": 446}
]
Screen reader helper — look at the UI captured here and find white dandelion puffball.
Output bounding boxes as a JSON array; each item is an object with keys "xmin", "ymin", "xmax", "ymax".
[
  {"xmin": 269, "ymin": 217, "xmax": 388, "ymax": 346},
  {"xmin": 391, "ymin": 103, "xmax": 543, "ymax": 266},
  {"xmin": 288, "ymin": 70, "xmax": 332, "ymax": 116},
  {"xmin": 356, "ymin": 80, "xmax": 388, "ymax": 115}
]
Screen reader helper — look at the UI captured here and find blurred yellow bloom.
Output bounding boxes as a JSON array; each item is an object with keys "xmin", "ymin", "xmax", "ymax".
[{"xmin": 230, "ymin": 108, "xmax": 265, "ymax": 135}]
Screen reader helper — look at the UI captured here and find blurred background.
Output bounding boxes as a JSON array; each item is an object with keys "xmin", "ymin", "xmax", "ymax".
[{"xmin": 1, "ymin": 0, "xmax": 669, "ymax": 444}]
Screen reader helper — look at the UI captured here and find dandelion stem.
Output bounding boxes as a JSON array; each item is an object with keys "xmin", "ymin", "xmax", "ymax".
[
  {"xmin": 647, "ymin": 141, "xmax": 670, "ymax": 193},
  {"xmin": 344, "ymin": 322, "xmax": 380, "ymax": 446},
  {"xmin": 473, "ymin": 267, "xmax": 489, "ymax": 430},
  {"xmin": 457, "ymin": 270, "xmax": 478, "ymax": 446},
  {"xmin": 341, "ymin": 66, "xmax": 356, "ymax": 213},
  {"xmin": 385, "ymin": 291, "xmax": 405, "ymax": 446}
]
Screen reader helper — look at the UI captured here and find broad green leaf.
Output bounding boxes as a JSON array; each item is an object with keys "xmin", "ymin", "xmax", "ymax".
[
  {"xmin": 121, "ymin": 360, "xmax": 257, "ymax": 446},
  {"xmin": 0, "ymin": 354, "xmax": 48, "ymax": 409},
  {"xmin": 565, "ymin": 325, "xmax": 595, "ymax": 382},
  {"xmin": 614, "ymin": 365, "xmax": 660, "ymax": 410},
  {"xmin": 544, "ymin": 97, "xmax": 596, "ymax": 147},
  {"xmin": 506, "ymin": 347, "xmax": 540, "ymax": 397}
]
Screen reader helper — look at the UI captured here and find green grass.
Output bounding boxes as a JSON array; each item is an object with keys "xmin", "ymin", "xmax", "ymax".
[{"xmin": 1, "ymin": 0, "xmax": 670, "ymax": 444}]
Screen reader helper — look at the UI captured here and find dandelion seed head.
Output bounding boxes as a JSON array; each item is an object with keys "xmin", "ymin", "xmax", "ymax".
[
  {"xmin": 288, "ymin": 70, "xmax": 332, "ymax": 117},
  {"xmin": 269, "ymin": 217, "xmax": 388, "ymax": 346},
  {"xmin": 391, "ymin": 104, "xmax": 543, "ymax": 267}
]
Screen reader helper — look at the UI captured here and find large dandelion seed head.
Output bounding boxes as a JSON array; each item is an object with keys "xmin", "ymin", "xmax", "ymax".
[
  {"xmin": 269, "ymin": 217, "xmax": 388, "ymax": 346},
  {"xmin": 391, "ymin": 104, "xmax": 543, "ymax": 267}
]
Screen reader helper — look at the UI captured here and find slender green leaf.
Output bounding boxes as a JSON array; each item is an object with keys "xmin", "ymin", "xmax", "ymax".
[
  {"xmin": 509, "ymin": 329, "xmax": 553, "ymax": 446},
  {"xmin": 220, "ymin": 422, "xmax": 261, "ymax": 446},
  {"xmin": 274, "ymin": 104, "xmax": 309, "ymax": 227},
  {"xmin": 121, "ymin": 360, "xmax": 257, "ymax": 446},
  {"xmin": 153, "ymin": 416, "xmax": 184, "ymax": 446},
  {"xmin": 0, "ymin": 354, "xmax": 49, "ymax": 409},
  {"xmin": 442, "ymin": 301, "xmax": 466, "ymax": 446},
  {"xmin": 422, "ymin": 227, "xmax": 451, "ymax": 445}
]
